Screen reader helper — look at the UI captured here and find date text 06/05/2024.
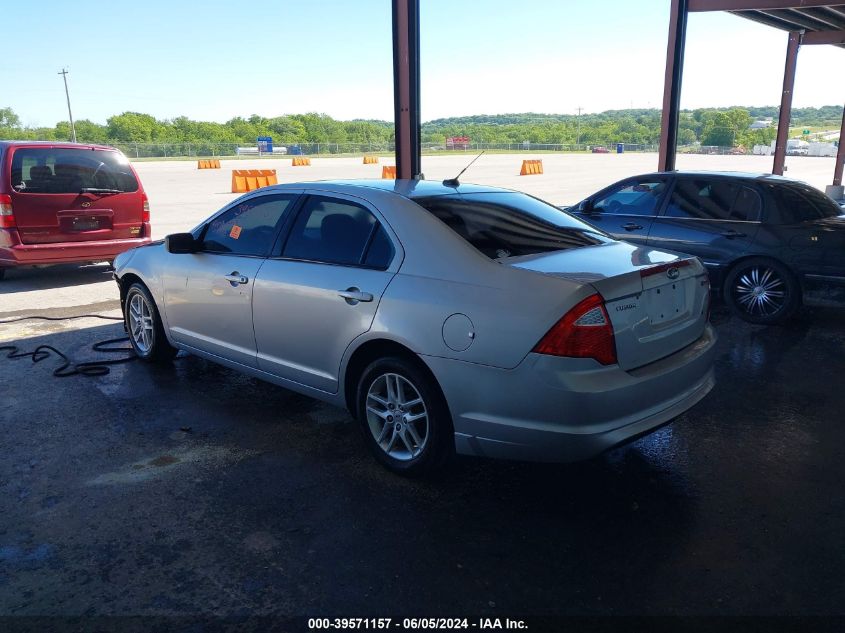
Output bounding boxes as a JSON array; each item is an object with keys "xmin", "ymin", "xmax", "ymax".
[{"xmin": 307, "ymin": 618, "xmax": 528, "ymax": 630}]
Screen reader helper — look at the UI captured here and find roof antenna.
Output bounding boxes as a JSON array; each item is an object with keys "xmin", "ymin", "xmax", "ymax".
[{"xmin": 443, "ymin": 151, "xmax": 485, "ymax": 187}]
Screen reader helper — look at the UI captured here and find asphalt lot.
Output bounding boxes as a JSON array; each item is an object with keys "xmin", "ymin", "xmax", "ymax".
[
  {"xmin": 2, "ymin": 303, "xmax": 844, "ymax": 620},
  {"xmin": 1, "ymin": 153, "xmax": 844, "ymax": 623}
]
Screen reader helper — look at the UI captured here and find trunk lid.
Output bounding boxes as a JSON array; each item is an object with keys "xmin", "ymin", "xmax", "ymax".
[
  {"xmin": 8, "ymin": 146, "xmax": 144, "ymax": 245},
  {"xmin": 507, "ymin": 241, "xmax": 710, "ymax": 370}
]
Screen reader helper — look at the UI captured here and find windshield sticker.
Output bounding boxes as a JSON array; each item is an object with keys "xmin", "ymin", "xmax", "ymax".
[{"xmin": 229, "ymin": 225, "xmax": 242, "ymax": 239}]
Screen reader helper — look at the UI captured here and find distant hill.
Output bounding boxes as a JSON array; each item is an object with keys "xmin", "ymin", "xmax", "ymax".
[
  {"xmin": 1, "ymin": 105, "xmax": 841, "ymax": 150},
  {"xmin": 423, "ymin": 106, "xmax": 843, "ymax": 128}
]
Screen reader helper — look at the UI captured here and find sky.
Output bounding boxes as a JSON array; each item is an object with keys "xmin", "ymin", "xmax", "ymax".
[{"xmin": 1, "ymin": 0, "xmax": 842, "ymax": 127}]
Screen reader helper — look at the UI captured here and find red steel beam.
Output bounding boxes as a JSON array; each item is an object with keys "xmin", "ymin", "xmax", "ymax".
[
  {"xmin": 773, "ymin": 31, "xmax": 802, "ymax": 175},
  {"xmin": 689, "ymin": 1, "xmax": 845, "ymax": 11},
  {"xmin": 658, "ymin": 0, "xmax": 689, "ymax": 172},
  {"xmin": 391, "ymin": 0, "xmax": 421, "ymax": 180},
  {"xmin": 801, "ymin": 28, "xmax": 845, "ymax": 43},
  {"xmin": 834, "ymin": 102, "xmax": 845, "ymax": 186}
]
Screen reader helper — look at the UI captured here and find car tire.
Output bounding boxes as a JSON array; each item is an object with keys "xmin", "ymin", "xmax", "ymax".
[
  {"xmin": 124, "ymin": 282, "xmax": 178, "ymax": 362},
  {"xmin": 356, "ymin": 356, "xmax": 454, "ymax": 477},
  {"xmin": 723, "ymin": 258, "xmax": 800, "ymax": 325}
]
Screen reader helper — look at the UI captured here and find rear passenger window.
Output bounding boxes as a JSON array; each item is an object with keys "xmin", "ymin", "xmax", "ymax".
[
  {"xmin": 363, "ymin": 225, "xmax": 395, "ymax": 269},
  {"xmin": 282, "ymin": 196, "xmax": 391, "ymax": 268},
  {"xmin": 666, "ymin": 180, "xmax": 738, "ymax": 220},
  {"xmin": 202, "ymin": 194, "xmax": 296, "ymax": 257},
  {"xmin": 768, "ymin": 183, "xmax": 842, "ymax": 223},
  {"xmin": 731, "ymin": 186, "xmax": 762, "ymax": 222}
]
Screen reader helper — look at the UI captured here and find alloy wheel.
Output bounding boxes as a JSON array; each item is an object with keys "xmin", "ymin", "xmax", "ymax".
[
  {"xmin": 365, "ymin": 373, "xmax": 429, "ymax": 461},
  {"xmin": 128, "ymin": 292, "xmax": 154, "ymax": 354},
  {"xmin": 732, "ymin": 266, "xmax": 787, "ymax": 317}
]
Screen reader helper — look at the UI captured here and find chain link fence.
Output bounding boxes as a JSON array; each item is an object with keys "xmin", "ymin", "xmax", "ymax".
[{"xmin": 110, "ymin": 141, "xmax": 668, "ymax": 159}]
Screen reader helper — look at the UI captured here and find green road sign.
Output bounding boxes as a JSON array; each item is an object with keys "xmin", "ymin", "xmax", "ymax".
[{"xmin": 803, "ymin": 129, "xmax": 811, "ymax": 135}]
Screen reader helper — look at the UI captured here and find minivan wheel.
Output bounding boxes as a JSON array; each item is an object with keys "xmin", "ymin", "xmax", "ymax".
[
  {"xmin": 357, "ymin": 356, "xmax": 453, "ymax": 477},
  {"xmin": 124, "ymin": 282, "xmax": 177, "ymax": 362},
  {"xmin": 724, "ymin": 258, "xmax": 800, "ymax": 325}
]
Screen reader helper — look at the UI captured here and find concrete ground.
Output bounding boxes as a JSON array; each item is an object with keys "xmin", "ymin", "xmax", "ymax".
[
  {"xmin": 1, "ymin": 153, "xmax": 844, "ymax": 623},
  {"xmin": 1, "ymin": 305, "xmax": 844, "ymax": 620}
]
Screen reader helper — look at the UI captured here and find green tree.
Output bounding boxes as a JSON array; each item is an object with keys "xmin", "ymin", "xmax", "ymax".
[
  {"xmin": 107, "ymin": 112, "xmax": 161, "ymax": 142},
  {"xmin": 0, "ymin": 106, "xmax": 21, "ymax": 128}
]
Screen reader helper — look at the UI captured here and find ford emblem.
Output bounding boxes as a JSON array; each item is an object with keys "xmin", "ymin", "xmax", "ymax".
[{"xmin": 667, "ymin": 267, "xmax": 680, "ymax": 280}]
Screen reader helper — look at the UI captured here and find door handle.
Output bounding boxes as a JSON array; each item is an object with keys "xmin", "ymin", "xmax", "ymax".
[
  {"xmin": 720, "ymin": 230, "xmax": 746, "ymax": 239},
  {"xmin": 622, "ymin": 222, "xmax": 643, "ymax": 231},
  {"xmin": 224, "ymin": 272, "xmax": 249, "ymax": 285},
  {"xmin": 338, "ymin": 287, "xmax": 373, "ymax": 304}
]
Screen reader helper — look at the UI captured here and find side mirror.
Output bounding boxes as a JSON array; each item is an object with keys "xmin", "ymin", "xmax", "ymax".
[
  {"xmin": 581, "ymin": 199, "xmax": 596, "ymax": 213},
  {"xmin": 166, "ymin": 232, "xmax": 197, "ymax": 254}
]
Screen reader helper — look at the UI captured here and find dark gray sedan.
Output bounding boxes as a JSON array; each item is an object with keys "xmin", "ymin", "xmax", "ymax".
[{"xmin": 565, "ymin": 172, "xmax": 845, "ymax": 324}]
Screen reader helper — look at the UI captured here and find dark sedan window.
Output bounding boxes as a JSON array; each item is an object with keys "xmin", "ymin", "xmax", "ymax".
[
  {"xmin": 594, "ymin": 179, "xmax": 667, "ymax": 216},
  {"xmin": 665, "ymin": 179, "xmax": 760, "ymax": 222},
  {"xmin": 415, "ymin": 192, "xmax": 604, "ymax": 260},
  {"xmin": 732, "ymin": 186, "xmax": 762, "ymax": 222},
  {"xmin": 202, "ymin": 194, "xmax": 296, "ymax": 257},
  {"xmin": 767, "ymin": 183, "xmax": 842, "ymax": 223}
]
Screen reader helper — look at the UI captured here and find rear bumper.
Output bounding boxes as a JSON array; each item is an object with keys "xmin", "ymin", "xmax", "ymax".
[
  {"xmin": 422, "ymin": 324, "xmax": 717, "ymax": 463},
  {"xmin": 0, "ymin": 227, "xmax": 151, "ymax": 267}
]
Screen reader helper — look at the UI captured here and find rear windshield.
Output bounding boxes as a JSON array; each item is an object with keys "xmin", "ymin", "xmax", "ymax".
[
  {"xmin": 766, "ymin": 182, "xmax": 842, "ymax": 223},
  {"xmin": 10, "ymin": 147, "xmax": 139, "ymax": 194},
  {"xmin": 415, "ymin": 192, "xmax": 606, "ymax": 259}
]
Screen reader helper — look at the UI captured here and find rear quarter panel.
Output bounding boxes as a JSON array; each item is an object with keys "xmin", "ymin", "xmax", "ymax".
[{"xmin": 371, "ymin": 264, "xmax": 594, "ymax": 370}]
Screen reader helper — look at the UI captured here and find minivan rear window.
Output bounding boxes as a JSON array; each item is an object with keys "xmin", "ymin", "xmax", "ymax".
[
  {"xmin": 10, "ymin": 148, "xmax": 139, "ymax": 194},
  {"xmin": 415, "ymin": 192, "xmax": 605, "ymax": 259}
]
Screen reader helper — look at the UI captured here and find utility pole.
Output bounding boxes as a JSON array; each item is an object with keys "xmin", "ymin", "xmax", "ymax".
[
  {"xmin": 576, "ymin": 106, "xmax": 583, "ymax": 147},
  {"xmin": 58, "ymin": 68, "xmax": 77, "ymax": 143}
]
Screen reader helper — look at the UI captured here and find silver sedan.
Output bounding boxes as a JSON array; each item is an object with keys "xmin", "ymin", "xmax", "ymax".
[{"xmin": 113, "ymin": 180, "xmax": 716, "ymax": 475}]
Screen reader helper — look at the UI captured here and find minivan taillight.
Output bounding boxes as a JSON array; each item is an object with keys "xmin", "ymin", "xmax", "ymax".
[
  {"xmin": 141, "ymin": 193, "xmax": 150, "ymax": 223},
  {"xmin": 0, "ymin": 194, "xmax": 14, "ymax": 228},
  {"xmin": 532, "ymin": 294, "xmax": 617, "ymax": 365}
]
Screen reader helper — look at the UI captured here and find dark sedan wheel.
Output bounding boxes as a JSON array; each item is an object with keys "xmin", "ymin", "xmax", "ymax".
[
  {"xmin": 357, "ymin": 356, "xmax": 453, "ymax": 477},
  {"xmin": 124, "ymin": 282, "xmax": 178, "ymax": 362},
  {"xmin": 724, "ymin": 258, "xmax": 800, "ymax": 325}
]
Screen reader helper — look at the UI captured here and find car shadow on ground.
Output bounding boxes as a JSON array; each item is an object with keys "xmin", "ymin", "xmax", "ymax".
[{"xmin": 0, "ymin": 263, "xmax": 115, "ymax": 294}]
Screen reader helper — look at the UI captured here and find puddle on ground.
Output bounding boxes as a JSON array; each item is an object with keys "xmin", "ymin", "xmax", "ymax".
[{"xmin": 86, "ymin": 444, "xmax": 258, "ymax": 486}]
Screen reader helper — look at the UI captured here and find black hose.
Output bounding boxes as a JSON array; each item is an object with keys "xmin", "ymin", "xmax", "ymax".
[
  {"xmin": 0, "ymin": 314, "xmax": 136, "ymax": 377},
  {"xmin": 0, "ymin": 314, "xmax": 124, "ymax": 324}
]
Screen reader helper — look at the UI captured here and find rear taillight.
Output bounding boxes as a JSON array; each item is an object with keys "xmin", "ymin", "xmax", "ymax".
[
  {"xmin": 141, "ymin": 193, "xmax": 150, "ymax": 223},
  {"xmin": 0, "ymin": 194, "xmax": 14, "ymax": 229},
  {"xmin": 532, "ymin": 293, "xmax": 617, "ymax": 365}
]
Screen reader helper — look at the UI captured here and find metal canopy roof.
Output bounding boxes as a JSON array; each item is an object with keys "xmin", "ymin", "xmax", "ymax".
[
  {"xmin": 660, "ymin": 1, "xmax": 845, "ymax": 187},
  {"xmin": 683, "ymin": 1, "xmax": 845, "ymax": 48},
  {"xmin": 734, "ymin": 4, "xmax": 845, "ymax": 48}
]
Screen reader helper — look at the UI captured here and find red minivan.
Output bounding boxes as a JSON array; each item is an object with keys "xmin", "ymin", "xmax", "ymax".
[{"xmin": 0, "ymin": 141, "xmax": 152, "ymax": 279}]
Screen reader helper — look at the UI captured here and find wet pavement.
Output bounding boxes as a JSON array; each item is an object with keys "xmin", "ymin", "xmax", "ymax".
[{"xmin": 1, "ymin": 303, "xmax": 844, "ymax": 621}]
